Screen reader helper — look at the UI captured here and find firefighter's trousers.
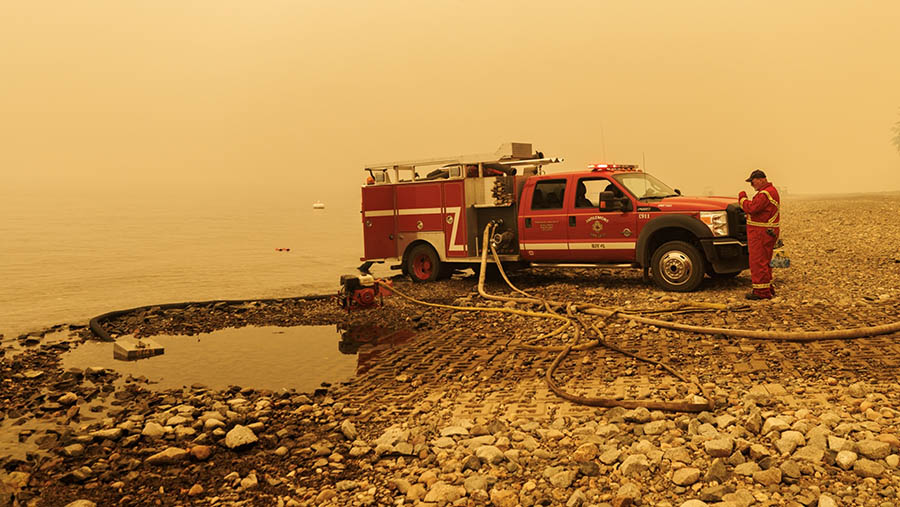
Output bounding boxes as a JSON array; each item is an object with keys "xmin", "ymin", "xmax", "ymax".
[{"xmin": 748, "ymin": 227, "xmax": 777, "ymax": 298}]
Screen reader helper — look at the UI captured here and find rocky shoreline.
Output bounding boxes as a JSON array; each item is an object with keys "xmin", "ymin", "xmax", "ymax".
[{"xmin": 3, "ymin": 194, "xmax": 900, "ymax": 506}]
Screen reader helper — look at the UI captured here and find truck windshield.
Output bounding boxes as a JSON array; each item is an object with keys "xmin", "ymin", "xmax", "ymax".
[{"xmin": 612, "ymin": 173, "xmax": 678, "ymax": 200}]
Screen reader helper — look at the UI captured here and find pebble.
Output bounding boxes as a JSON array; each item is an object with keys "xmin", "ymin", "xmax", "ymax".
[
  {"xmin": 145, "ymin": 447, "xmax": 188, "ymax": 466},
  {"xmin": 225, "ymin": 425, "xmax": 258, "ymax": 449}
]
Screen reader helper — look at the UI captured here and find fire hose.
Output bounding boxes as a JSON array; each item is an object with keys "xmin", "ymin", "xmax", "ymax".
[{"xmin": 380, "ymin": 223, "xmax": 900, "ymax": 413}]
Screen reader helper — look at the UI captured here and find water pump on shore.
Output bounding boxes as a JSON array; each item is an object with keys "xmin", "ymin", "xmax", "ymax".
[{"xmin": 338, "ymin": 273, "xmax": 391, "ymax": 311}]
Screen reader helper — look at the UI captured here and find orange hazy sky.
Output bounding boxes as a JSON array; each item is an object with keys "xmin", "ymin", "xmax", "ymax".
[{"xmin": 2, "ymin": 1, "xmax": 899, "ymax": 196}]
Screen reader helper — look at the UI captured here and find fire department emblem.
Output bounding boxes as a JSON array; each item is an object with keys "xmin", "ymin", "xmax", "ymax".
[{"xmin": 586, "ymin": 215, "xmax": 609, "ymax": 238}]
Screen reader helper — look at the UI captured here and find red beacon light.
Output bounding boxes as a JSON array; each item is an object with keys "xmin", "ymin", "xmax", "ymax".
[{"xmin": 588, "ymin": 163, "xmax": 639, "ymax": 172}]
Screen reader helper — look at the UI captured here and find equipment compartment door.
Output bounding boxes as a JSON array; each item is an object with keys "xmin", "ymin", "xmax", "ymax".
[
  {"xmin": 518, "ymin": 178, "xmax": 570, "ymax": 261},
  {"xmin": 442, "ymin": 181, "xmax": 467, "ymax": 257},
  {"xmin": 361, "ymin": 185, "xmax": 397, "ymax": 259},
  {"xmin": 567, "ymin": 177, "xmax": 637, "ymax": 262}
]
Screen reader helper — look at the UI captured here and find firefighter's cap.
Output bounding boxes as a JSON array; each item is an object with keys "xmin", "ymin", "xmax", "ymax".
[{"xmin": 745, "ymin": 169, "xmax": 766, "ymax": 182}]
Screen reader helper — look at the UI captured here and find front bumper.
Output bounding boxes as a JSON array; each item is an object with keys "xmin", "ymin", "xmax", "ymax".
[{"xmin": 700, "ymin": 238, "xmax": 749, "ymax": 274}]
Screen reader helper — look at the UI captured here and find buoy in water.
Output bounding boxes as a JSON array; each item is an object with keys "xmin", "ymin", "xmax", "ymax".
[
  {"xmin": 275, "ymin": 248, "xmax": 291, "ymax": 252},
  {"xmin": 312, "ymin": 201, "xmax": 325, "ymax": 209}
]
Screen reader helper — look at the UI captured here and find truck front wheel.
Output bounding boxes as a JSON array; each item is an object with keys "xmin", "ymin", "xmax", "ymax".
[
  {"xmin": 650, "ymin": 241, "xmax": 705, "ymax": 292},
  {"xmin": 406, "ymin": 244, "xmax": 443, "ymax": 283}
]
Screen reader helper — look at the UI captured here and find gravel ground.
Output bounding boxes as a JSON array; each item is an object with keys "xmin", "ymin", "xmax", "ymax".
[{"xmin": 2, "ymin": 193, "xmax": 900, "ymax": 507}]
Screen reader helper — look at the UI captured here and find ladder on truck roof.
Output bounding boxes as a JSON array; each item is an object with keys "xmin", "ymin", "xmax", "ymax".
[{"xmin": 364, "ymin": 142, "xmax": 562, "ymax": 184}]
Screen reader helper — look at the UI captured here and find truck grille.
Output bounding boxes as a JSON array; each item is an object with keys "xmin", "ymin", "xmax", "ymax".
[{"xmin": 726, "ymin": 204, "xmax": 747, "ymax": 241}]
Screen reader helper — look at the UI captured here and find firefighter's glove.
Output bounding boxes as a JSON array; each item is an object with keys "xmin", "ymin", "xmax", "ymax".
[{"xmin": 738, "ymin": 191, "xmax": 748, "ymax": 200}]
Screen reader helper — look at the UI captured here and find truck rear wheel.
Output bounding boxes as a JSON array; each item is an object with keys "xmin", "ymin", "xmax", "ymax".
[
  {"xmin": 406, "ymin": 244, "xmax": 443, "ymax": 283},
  {"xmin": 651, "ymin": 241, "xmax": 705, "ymax": 292}
]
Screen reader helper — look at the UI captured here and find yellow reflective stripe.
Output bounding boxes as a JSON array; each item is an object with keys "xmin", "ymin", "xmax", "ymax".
[
  {"xmin": 752, "ymin": 283, "xmax": 771, "ymax": 289},
  {"xmin": 739, "ymin": 196, "xmax": 748, "ymax": 204},
  {"xmin": 746, "ymin": 219, "xmax": 779, "ymax": 227},
  {"xmin": 759, "ymin": 190, "xmax": 779, "ymax": 208}
]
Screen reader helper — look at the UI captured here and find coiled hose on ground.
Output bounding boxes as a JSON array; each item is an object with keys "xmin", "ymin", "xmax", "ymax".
[{"xmin": 381, "ymin": 223, "xmax": 900, "ymax": 412}]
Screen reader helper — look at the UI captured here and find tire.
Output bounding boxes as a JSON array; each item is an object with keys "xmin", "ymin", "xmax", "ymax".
[
  {"xmin": 406, "ymin": 244, "xmax": 443, "ymax": 283},
  {"xmin": 650, "ymin": 240, "xmax": 706, "ymax": 292}
]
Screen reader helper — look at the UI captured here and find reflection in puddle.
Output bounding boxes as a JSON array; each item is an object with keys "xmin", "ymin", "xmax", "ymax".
[
  {"xmin": 62, "ymin": 326, "xmax": 355, "ymax": 393},
  {"xmin": 338, "ymin": 324, "xmax": 415, "ymax": 374},
  {"xmin": 59, "ymin": 324, "xmax": 416, "ymax": 393}
]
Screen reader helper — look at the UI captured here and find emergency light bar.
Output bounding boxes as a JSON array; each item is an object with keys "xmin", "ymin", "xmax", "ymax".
[{"xmin": 589, "ymin": 163, "xmax": 639, "ymax": 171}]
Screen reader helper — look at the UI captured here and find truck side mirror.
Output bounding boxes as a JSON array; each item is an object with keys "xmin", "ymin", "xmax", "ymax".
[
  {"xmin": 598, "ymin": 191, "xmax": 623, "ymax": 211},
  {"xmin": 674, "ymin": 188, "xmax": 682, "ymax": 195}
]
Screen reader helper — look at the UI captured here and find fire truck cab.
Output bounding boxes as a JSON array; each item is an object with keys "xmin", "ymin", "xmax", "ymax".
[{"xmin": 360, "ymin": 143, "xmax": 749, "ymax": 292}]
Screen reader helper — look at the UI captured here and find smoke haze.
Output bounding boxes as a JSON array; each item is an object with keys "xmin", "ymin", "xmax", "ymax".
[{"xmin": 2, "ymin": 1, "xmax": 900, "ymax": 197}]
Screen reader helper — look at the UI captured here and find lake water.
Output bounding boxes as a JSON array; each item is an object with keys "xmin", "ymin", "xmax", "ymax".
[{"xmin": 1, "ymin": 180, "xmax": 384, "ymax": 339}]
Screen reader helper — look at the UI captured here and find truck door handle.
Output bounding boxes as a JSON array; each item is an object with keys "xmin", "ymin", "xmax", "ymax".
[
  {"xmin": 525, "ymin": 218, "xmax": 532, "ymax": 228},
  {"xmin": 569, "ymin": 216, "xmax": 576, "ymax": 227}
]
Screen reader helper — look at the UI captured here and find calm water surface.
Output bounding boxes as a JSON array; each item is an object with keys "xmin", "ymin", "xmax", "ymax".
[
  {"xmin": 1, "ymin": 181, "xmax": 383, "ymax": 338},
  {"xmin": 59, "ymin": 326, "xmax": 358, "ymax": 392}
]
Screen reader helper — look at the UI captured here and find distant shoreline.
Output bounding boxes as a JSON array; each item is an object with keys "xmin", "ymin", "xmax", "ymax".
[{"xmin": 783, "ymin": 190, "xmax": 900, "ymax": 200}]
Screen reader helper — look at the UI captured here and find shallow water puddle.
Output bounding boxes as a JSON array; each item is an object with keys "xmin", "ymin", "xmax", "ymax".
[{"xmin": 61, "ymin": 325, "xmax": 413, "ymax": 393}]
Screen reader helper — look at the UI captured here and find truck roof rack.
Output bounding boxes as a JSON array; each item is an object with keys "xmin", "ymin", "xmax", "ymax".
[
  {"xmin": 364, "ymin": 143, "xmax": 562, "ymax": 184},
  {"xmin": 366, "ymin": 143, "xmax": 561, "ymax": 171}
]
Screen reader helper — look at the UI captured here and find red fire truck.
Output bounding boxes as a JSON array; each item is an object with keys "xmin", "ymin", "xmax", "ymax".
[{"xmin": 359, "ymin": 143, "xmax": 749, "ymax": 292}]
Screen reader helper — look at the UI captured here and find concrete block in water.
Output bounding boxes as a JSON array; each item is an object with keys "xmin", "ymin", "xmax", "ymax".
[{"xmin": 114, "ymin": 336, "xmax": 164, "ymax": 361}]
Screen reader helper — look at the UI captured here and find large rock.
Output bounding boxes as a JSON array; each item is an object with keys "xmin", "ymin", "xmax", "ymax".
[
  {"xmin": 619, "ymin": 454, "xmax": 649, "ymax": 476},
  {"xmin": 704, "ymin": 458, "xmax": 729, "ymax": 483},
  {"xmin": 225, "ymin": 425, "xmax": 258, "ymax": 449},
  {"xmin": 142, "ymin": 422, "xmax": 166, "ymax": 438},
  {"xmin": 615, "ymin": 482, "xmax": 641, "ymax": 505},
  {"xmin": 792, "ymin": 445, "xmax": 824, "ymax": 464},
  {"xmin": 145, "ymin": 447, "xmax": 188, "ymax": 466},
  {"xmin": 779, "ymin": 460, "xmax": 802, "ymax": 479},
  {"xmin": 573, "ymin": 443, "xmax": 598, "ymax": 462},
  {"xmin": 340, "ymin": 420, "xmax": 357, "ymax": 440},
  {"xmin": 475, "ymin": 445, "xmax": 505, "ymax": 465},
  {"xmin": 375, "ymin": 426, "xmax": 410, "ymax": 447},
  {"xmin": 857, "ymin": 439, "xmax": 890, "ymax": 459},
  {"xmin": 853, "ymin": 458, "xmax": 884, "ymax": 478},
  {"xmin": 704, "ymin": 437, "xmax": 733, "ymax": 458},
  {"xmin": 423, "ymin": 482, "xmax": 465, "ymax": 503},
  {"xmin": 490, "ymin": 489, "xmax": 518, "ymax": 507},
  {"xmin": 672, "ymin": 467, "xmax": 700, "ymax": 486},
  {"xmin": 775, "ymin": 431, "xmax": 805, "ymax": 455},
  {"xmin": 439, "ymin": 426, "xmax": 469, "ymax": 437},
  {"xmin": 549, "ymin": 469, "xmax": 576, "ymax": 488},
  {"xmin": 643, "ymin": 420, "xmax": 667, "ymax": 435},
  {"xmin": 463, "ymin": 475, "xmax": 487, "ymax": 494},
  {"xmin": 624, "ymin": 407, "xmax": 652, "ymax": 423},
  {"xmin": 191, "ymin": 445, "xmax": 212, "ymax": 461},
  {"xmin": 58, "ymin": 392, "xmax": 78, "ymax": 405},
  {"xmin": 835, "ymin": 450, "xmax": 858, "ymax": 470},
  {"xmin": 847, "ymin": 382, "xmax": 867, "ymax": 398},
  {"xmin": 752, "ymin": 468, "xmax": 781, "ymax": 486},
  {"xmin": 761, "ymin": 417, "xmax": 789, "ymax": 435}
]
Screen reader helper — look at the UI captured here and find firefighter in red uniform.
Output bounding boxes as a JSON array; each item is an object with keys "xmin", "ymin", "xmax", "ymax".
[{"xmin": 739, "ymin": 169, "xmax": 780, "ymax": 300}]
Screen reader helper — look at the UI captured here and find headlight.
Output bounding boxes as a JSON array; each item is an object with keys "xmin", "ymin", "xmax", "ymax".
[{"xmin": 700, "ymin": 211, "xmax": 729, "ymax": 237}]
